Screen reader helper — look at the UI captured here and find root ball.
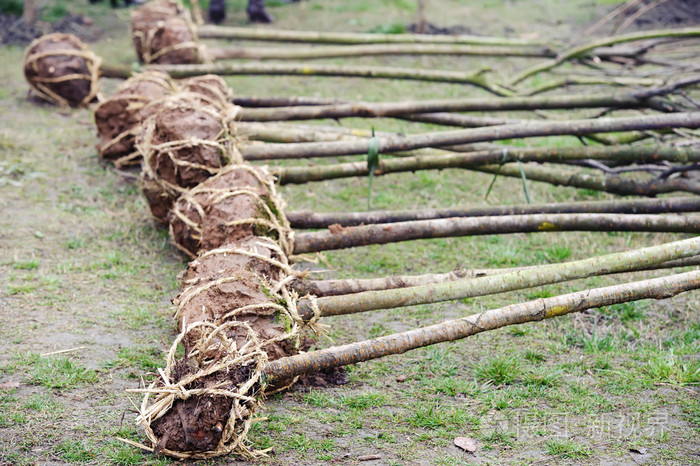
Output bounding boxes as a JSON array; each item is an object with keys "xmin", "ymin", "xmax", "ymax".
[
  {"xmin": 130, "ymin": 0, "xmax": 205, "ymax": 64},
  {"xmin": 138, "ymin": 93, "xmax": 239, "ymax": 222},
  {"xmin": 169, "ymin": 165, "xmax": 291, "ymax": 257},
  {"xmin": 23, "ymin": 33, "xmax": 101, "ymax": 107},
  {"xmin": 94, "ymin": 70, "xmax": 175, "ymax": 166}
]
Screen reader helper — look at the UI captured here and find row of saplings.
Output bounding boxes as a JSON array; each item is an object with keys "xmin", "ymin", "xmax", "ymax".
[{"xmin": 94, "ymin": 70, "xmax": 322, "ymax": 458}]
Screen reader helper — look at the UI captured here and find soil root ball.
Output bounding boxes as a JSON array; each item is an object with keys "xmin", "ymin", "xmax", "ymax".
[
  {"xmin": 23, "ymin": 32, "xmax": 101, "ymax": 107},
  {"xmin": 177, "ymin": 74, "xmax": 232, "ymax": 106},
  {"xmin": 169, "ymin": 164, "xmax": 292, "ymax": 257},
  {"xmin": 94, "ymin": 70, "xmax": 176, "ymax": 166},
  {"xmin": 136, "ymin": 240, "xmax": 304, "ymax": 458},
  {"xmin": 138, "ymin": 92, "xmax": 241, "ymax": 222},
  {"xmin": 130, "ymin": 0, "xmax": 206, "ymax": 65}
]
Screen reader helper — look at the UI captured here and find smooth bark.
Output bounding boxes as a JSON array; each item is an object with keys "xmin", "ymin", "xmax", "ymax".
[
  {"xmin": 286, "ymin": 197, "xmax": 700, "ymax": 229},
  {"xmin": 294, "ymin": 236, "xmax": 700, "ymax": 319},
  {"xmin": 267, "ymin": 270, "xmax": 700, "ymax": 381},
  {"xmin": 240, "ymin": 112, "xmax": 700, "ymax": 160},
  {"xmin": 292, "ymin": 213, "xmax": 700, "ymax": 254}
]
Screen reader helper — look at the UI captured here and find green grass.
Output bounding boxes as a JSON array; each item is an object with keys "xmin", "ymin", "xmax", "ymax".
[
  {"xmin": 544, "ymin": 438, "xmax": 592, "ymax": 459},
  {"xmin": 472, "ymin": 356, "xmax": 521, "ymax": 385},
  {"xmin": 21, "ymin": 354, "xmax": 98, "ymax": 389}
]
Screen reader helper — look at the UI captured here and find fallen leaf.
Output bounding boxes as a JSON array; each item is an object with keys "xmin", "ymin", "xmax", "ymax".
[
  {"xmin": 454, "ymin": 436, "xmax": 477, "ymax": 453},
  {"xmin": 629, "ymin": 447, "xmax": 648, "ymax": 455}
]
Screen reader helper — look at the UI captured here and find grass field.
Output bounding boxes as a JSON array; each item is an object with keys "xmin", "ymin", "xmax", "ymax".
[{"xmin": 0, "ymin": 0, "xmax": 698, "ymax": 464}]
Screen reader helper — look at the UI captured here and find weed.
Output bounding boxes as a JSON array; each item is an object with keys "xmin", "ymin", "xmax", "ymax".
[
  {"xmin": 302, "ymin": 390, "xmax": 337, "ymax": 408},
  {"xmin": 104, "ymin": 346, "xmax": 164, "ymax": 375},
  {"xmin": 25, "ymin": 354, "xmax": 98, "ymax": 389},
  {"xmin": 544, "ymin": 438, "xmax": 592, "ymax": 459},
  {"xmin": 55, "ymin": 439, "xmax": 96, "ymax": 463},
  {"xmin": 525, "ymin": 350, "xmax": 545, "ymax": 362},
  {"xmin": 645, "ymin": 351, "xmax": 700, "ymax": 385},
  {"xmin": 408, "ymin": 404, "xmax": 479, "ymax": 429},
  {"xmin": 12, "ymin": 259, "xmax": 39, "ymax": 270},
  {"xmin": 340, "ymin": 392, "xmax": 386, "ymax": 409},
  {"xmin": 481, "ymin": 428, "xmax": 516, "ymax": 447},
  {"xmin": 472, "ymin": 356, "xmax": 521, "ymax": 385}
]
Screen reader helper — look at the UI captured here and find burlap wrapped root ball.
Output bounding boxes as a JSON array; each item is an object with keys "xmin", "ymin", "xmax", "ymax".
[
  {"xmin": 23, "ymin": 33, "xmax": 101, "ymax": 107},
  {"xmin": 139, "ymin": 93, "xmax": 240, "ymax": 222},
  {"xmin": 136, "ymin": 237, "xmax": 302, "ymax": 458},
  {"xmin": 177, "ymin": 75, "xmax": 232, "ymax": 106},
  {"xmin": 94, "ymin": 71, "xmax": 176, "ymax": 166},
  {"xmin": 131, "ymin": 0, "xmax": 206, "ymax": 64},
  {"xmin": 169, "ymin": 164, "xmax": 291, "ymax": 258}
]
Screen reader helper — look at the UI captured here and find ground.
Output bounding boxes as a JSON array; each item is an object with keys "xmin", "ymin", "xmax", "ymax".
[{"xmin": 0, "ymin": 0, "xmax": 699, "ymax": 465}]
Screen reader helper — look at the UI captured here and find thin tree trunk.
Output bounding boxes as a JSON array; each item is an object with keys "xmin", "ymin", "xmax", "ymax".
[
  {"xmin": 272, "ymin": 145, "xmax": 700, "ymax": 184},
  {"xmin": 153, "ymin": 62, "xmax": 510, "ymax": 96},
  {"xmin": 208, "ymin": 43, "xmax": 555, "ymax": 60},
  {"xmin": 266, "ymin": 270, "xmax": 700, "ymax": 381},
  {"xmin": 237, "ymin": 90, "xmax": 683, "ymax": 122},
  {"xmin": 292, "ymin": 213, "xmax": 700, "ymax": 254},
  {"xmin": 197, "ymin": 24, "xmax": 551, "ymax": 47},
  {"xmin": 286, "ymin": 196, "xmax": 700, "ymax": 229},
  {"xmin": 233, "ymin": 95, "xmax": 340, "ymax": 107},
  {"xmin": 294, "ymin": 255, "xmax": 700, "ymax": 297},
  {"xmin": 510, "ymin": 27, "xmax": 700, "ymax": 85},
  {"xmin": 240, "ymin": 112, "xmax": 700, "ymax": 160},
  {"xmin": 294, "ymin": 236, "xmax": 700, "ymax": 319},
  {"xmin": 471, "ymin": 162, "xmax": 700, "ymax": 196},
  {"xmin": 23, "ymin": 0, "xmax": 36, "ymax": 25}
]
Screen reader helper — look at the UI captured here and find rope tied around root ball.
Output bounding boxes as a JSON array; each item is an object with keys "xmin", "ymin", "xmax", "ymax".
[
  {"xmin": 131, "ymin": 0, "xmax": 208, "ymax": 65},
  {"xmin": 95, "ymin": 70, "xmax": 177, "ymax": 166},
  {"xmin": 169, "ymin": 164, "xmax": 294, "ymax": 257},
  {"xmin": 128, "ymin": 236, "xmax": 324, "ymax": 458},
  {"xmin": 138, "ymin": 93, "xmax": 242, "ymax": 221},
  {"xmin": 23, "ymin": 33, "xmax": 102, "ymax": 107}
]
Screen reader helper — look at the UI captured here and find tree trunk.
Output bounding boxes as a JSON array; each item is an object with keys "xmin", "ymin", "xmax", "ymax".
[
  {"xmin": 292, "ymin": 213, "xmax": 700, "ymax": 254},
  {"xmin": 294, "ymin": 255, "xmax": 700, "ymax": 296},
  {"xmin": 237, "ymin": 91, "xmax": 683, "ymax": 122},
  {"xmin": 240, "ymin": 112, "xmax": 700, "ymax": 160},
  {"xmin": 266, "ymin": 270, "xmax": 700, "ymax": 381},
  {"xmin": 23, "ymin": 0, "xmax": 36, "ymax": 25},
  {"xmin": 471, "ymin": 162, "xmax": 700, "ymax": 196},
  {"xmin": 208, "ymin": 43, "xmax": 554, "ymax": 61},
  {"xmin": 286, "ymin": 196, "xmax": 700, "ymax": 229},
  {"xmin": 197, "ymin": 24, "xmax": 550, "ymax": 47},
  {"xmin": 272, "ymin": 145, "xmax": 700, "ymax": 184},
  {"xmin": 153, "ymin": 62, "xmax": 509, "ymax": 96}
]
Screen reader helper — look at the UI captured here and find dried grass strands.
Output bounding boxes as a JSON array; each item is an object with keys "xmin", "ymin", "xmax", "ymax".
[
  {"xmin": 23, "ymin": 33, "xmax": 101, "ymax": 107},
  {"xmin": 197, "ymin": 24, "xmax": 550, "ymax": 47},
  {"xmin": 285, "ymin": 197, "xmax": 700, "ymax": 229},
  {"xmin": 267, "ymin": 270, "xmax": 700, "ymax": 381},
  {"xmin": 240, "ymin": 112, "xmax": 700, "ymax": 160},
  {"xmin": 295, "ymin": 255, "xmax": 700, "ymax": 297},
  {"xmin": 293, "ymin": 235, "xmax": 700, "ymax": 319},
  {"xmin": 292, "ymin": 213, "xmax": 700, "ymax": 255},
  {"xmin": 272, "ymin": 145, "xmax": 700, "ymax": 185}
]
